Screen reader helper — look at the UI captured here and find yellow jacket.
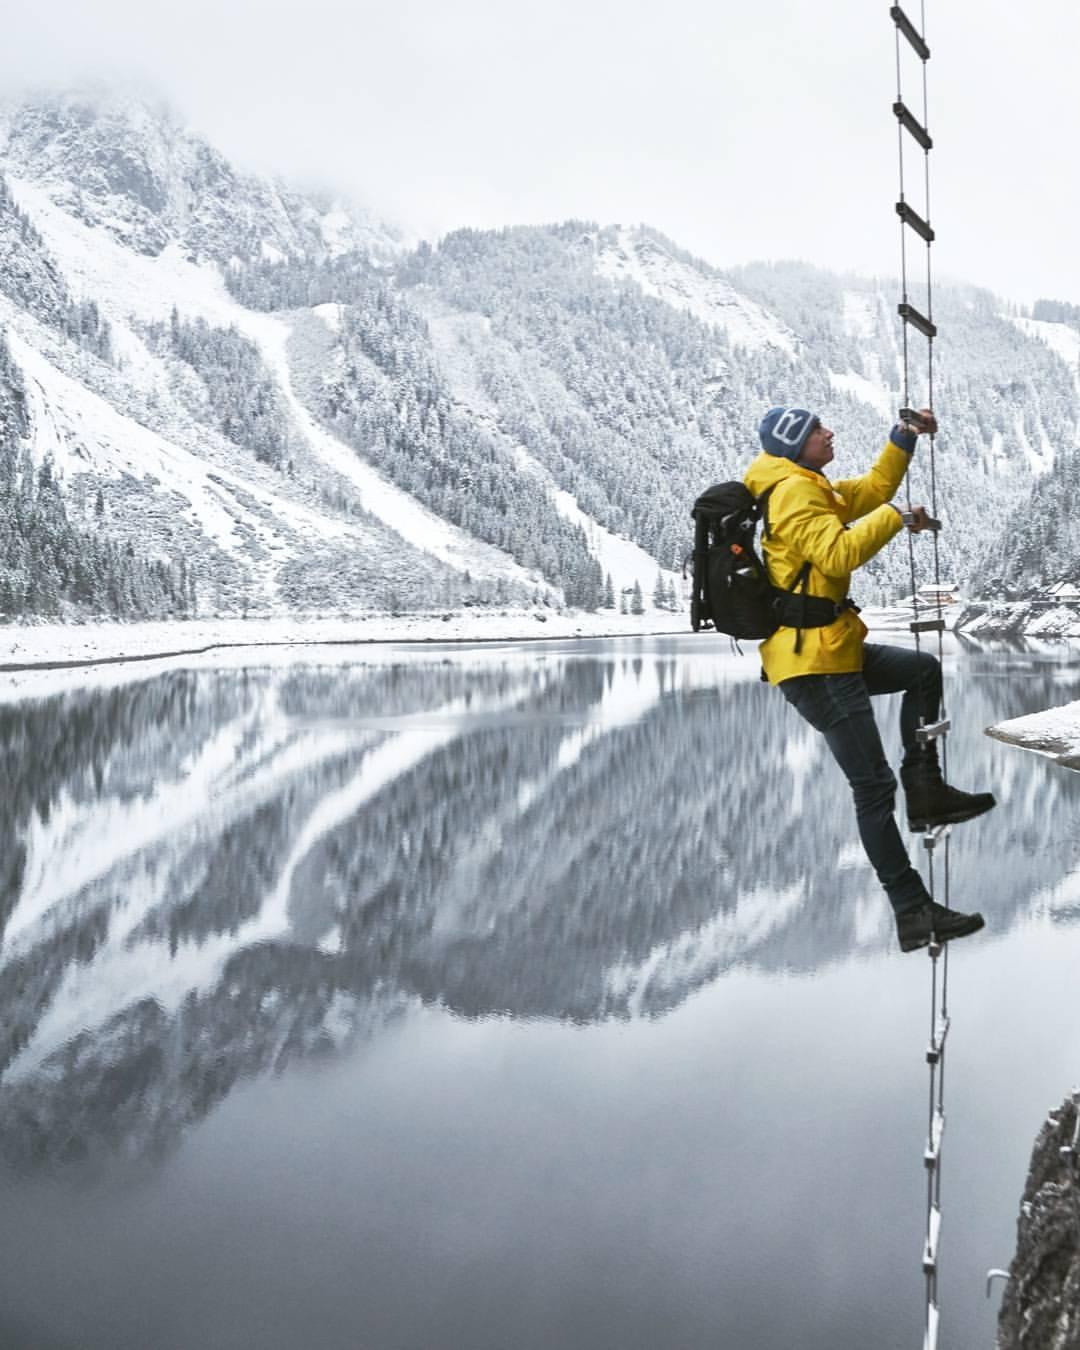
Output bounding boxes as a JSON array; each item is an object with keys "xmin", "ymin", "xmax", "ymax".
[{"xmin": 743, "ymin": 437, "xmax": 912, "ymax": 683}]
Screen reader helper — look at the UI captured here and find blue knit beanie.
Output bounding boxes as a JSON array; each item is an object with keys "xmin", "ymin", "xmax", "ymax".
[{"xmin": 759, "ymin": 406, "xmax": 820, "ymax": 459}]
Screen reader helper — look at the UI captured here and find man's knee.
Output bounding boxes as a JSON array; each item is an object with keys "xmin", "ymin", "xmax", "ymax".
[
  {"xmin": 917, "ymin": 651, "xmax": 943, "ymax": 702},
  {"xmin": 851, "ymin": 762, "xmax": 898, "ymax": 815}
]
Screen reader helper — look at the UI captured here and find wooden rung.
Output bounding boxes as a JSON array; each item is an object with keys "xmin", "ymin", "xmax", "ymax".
[
  {"xmin": 924, "ymin": 1109, "xmax": 945, "ymax": 1168},
  {"xmin": 923, "ymin": 1204, "xmax": 942, "ymax": 1273},
  {"xmin": 923, "ymin": 1301, "xmax": 939, "ymax": 1350},
  {"xmin": 916, "ymin": 719, "xmax": 950, "ymax": 744},
  {"xmin": 898, "ymin": 302, "xmax": 938, "ymax": 339},
  {"xmin": 894, "ymin": 100, "xmax": 933, "ymax": 151},
  {"xmin": 927, "ymin": 1015, "xmax": 950, "ymax": 1064},
  {"xmin": 910, "ymin": 618, "xmax": 946, "ymax": 633},
  {"xmin": 897, "ymin": 200, "xmax": 936, "ymax": 243},
  {"xmin": 892, "ymin": 3, "xmax": 931, "ymax": 60},
  {"xmin": 922, "ymin": 824, "xmax": 951, "ymax": 852}
]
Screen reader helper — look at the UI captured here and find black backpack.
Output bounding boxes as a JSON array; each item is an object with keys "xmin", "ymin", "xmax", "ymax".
[
  {"xmin": 688, "ymin": 482, "xmax": 780, "ymax": 638},
  {"xmin": 688, "ymin": 482, "xmax": 855, "ymax": 646}
]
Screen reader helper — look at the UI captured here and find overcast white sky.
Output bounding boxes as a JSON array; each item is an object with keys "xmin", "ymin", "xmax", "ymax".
[{"xmin": 0, "ymin": 0, "xmax": 1075, "ymax": 305}]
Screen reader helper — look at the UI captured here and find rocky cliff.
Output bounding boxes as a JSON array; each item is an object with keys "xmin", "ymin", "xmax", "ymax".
[{"xmin": 998, "ymin": 1090, "xmax": 1080, "ymax": 1349}]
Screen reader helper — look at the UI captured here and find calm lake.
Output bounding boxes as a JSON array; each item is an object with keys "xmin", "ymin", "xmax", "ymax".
[{"xmin": 1, "ymin": 633, "xmax": 1079, "ymax": 1350}]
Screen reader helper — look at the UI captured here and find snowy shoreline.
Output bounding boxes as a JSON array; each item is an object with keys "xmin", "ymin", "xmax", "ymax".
[
  {"xmin": 0, "ymin": 601, "xmax": 949, "ymax": 672},
  {"xmin": 0, "ymin": 609, "xmax": 688, "ymax": 673},
  {"xmin": 8, "ymin": 613, "xmax": 1080, "ymax": 773}
]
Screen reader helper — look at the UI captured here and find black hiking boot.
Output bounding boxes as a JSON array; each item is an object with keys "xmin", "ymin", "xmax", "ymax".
[
  {"xmin": 905, "ymin": 780, "xmax": 997, "ymax": 832},
  {"xmin": 896, "ymin": 900, "xmax": 985, "ymax": 953},
  {"xmin": 901, "ymin": 757, "xmax": 997, "ymax": 832}
]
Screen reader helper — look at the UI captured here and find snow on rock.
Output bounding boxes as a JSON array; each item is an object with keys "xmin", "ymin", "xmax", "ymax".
[
  {"xmin": 996, "ymin": 1092, "xmax": 1080, "ymax": 1350},
  {"xmin": 987, "ymin": 700, "xmax": 1080, "ymax": 769},
  {"xmin": 1024, "ymin": 606, "xmax": 1080, "ymax": 638},
  {"xmin": 596, "ymin": 227, "xmax": 797, "ymax": 353}
]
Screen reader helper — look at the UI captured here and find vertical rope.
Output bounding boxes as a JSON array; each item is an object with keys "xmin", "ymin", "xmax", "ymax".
[
  {"xmin": 896, "ymin": 18, "xmax": 921, "ymax": 650},
  {"xmin": 893, "ymin": 8, "xmax": 954, "ymax": 1347},
  {"xmin": 918, "ymin": 0, "xmax": 949, "ymax": 778}
]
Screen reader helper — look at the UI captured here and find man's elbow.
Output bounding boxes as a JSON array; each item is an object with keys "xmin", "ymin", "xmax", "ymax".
[{"xmin": 831, "ymin": 542, "xmax": 884, "ymax": 576}]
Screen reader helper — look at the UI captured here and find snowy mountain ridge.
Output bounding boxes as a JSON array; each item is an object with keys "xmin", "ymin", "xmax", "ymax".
[
  {"xmin": 1, "ymin": 162, "xmax": 563, "ymax": 613},
  {"xmin": 0, "ymin": 87, "xmax": 401, "ymax": 264},
  {"xmin": 595, "ymin": 226, "xmax": 798, "ymax": 354},
  {"xmin": 2, "ymin": 88, "xmax": 1080, "ymax": 624}
]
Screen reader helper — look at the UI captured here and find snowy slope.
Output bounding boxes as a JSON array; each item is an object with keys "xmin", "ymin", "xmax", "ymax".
[
  {"xmin": 596, "ymin": 227, "xmax": 797, "ymax": 353},
  {"xmin": 9, "ymin": 327, "xmax": 344, "ymax": 550},
  {"xmin": 551, "ymin": 484, "xmax": 681, "ymax": 607},
  {"xmin": 831, "ymin": 289, "xmax": 902, "ymax": 417},
  {"xmin": 4, "ymin": 91, "xmax": 1080, "ymax": 618},
  {"xmin": 418, "ymin": 295, "xmax": 680, "ymax": 607},
  {"xmin": 828, "ymin": 367, "xmax": 894, "ymax": 418},
  {"xmin": 6, "ymin": 176, "xmax": 546, "ymax": 596},
  {"xmin": 1010, "ymin": 315, "xmax": 1080, "ymax": 388}
]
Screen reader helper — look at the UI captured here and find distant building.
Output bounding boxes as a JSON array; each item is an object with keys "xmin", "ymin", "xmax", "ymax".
[
  {"xmin": 908, "ymin": 582, "xmax": 960, "ymax": 607},
  {"xmin": 1044, "ymin": 580, "xmax": 1080, "ymax": 599}
]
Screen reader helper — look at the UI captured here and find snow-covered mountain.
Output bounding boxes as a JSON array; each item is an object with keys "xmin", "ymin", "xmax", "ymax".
[
  {"xmin": 1, "ymin": 87, "xmax": 1079, "ymax": 625},
  {"xmin": 0, "ymin": 88, "xmax": 401, "ymax": 264}
]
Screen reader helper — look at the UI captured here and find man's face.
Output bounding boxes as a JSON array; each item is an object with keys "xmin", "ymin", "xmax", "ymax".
[{"xmin": 799, "ymin": 422, "xmax": 834, "ymax": 470}]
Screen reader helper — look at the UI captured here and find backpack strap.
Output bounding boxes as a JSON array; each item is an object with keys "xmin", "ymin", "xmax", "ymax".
[
  {"xmin": 691, "ymin": 510, "xmax": 711, "ymax": 632},
  {"xmin": 793, "ymin": 561, "xmax": 811, "ymax": 654},
  {"xmin": 756, "ymin": 484, "xmax": 778, "ymax": 539}
]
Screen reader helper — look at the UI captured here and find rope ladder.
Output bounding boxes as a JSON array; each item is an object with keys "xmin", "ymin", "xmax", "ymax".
[{"xmin": 891, "ymin": 5, "xmax": 954, "ymax": 1346}]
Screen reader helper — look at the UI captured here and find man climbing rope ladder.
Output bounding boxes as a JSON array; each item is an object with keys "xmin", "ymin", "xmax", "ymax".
[{"xmin": 744, "ymin": 405, "xmax": 995, "ymax": 953}]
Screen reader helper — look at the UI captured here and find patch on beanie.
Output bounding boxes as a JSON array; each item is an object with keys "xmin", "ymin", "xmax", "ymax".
[{"xmin": 759, "ymin": 406, "xmax": 819, "ymax": 459}]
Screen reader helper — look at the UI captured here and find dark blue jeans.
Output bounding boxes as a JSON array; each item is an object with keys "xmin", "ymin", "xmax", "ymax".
[{"xmin": 779, "ymin": 644, "xmax": 943, "ymax": 915}]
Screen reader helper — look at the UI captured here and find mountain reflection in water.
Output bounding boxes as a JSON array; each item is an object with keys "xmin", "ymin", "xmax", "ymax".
[{"xmin": 1, "ymin": 636, "xmax": 1080, "ymax": 1172}]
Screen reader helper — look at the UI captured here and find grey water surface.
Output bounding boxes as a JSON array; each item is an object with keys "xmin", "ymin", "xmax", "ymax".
[{"xmin": 2, "ymin": 634, "xmax": 1079, "ymax": 1350}]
